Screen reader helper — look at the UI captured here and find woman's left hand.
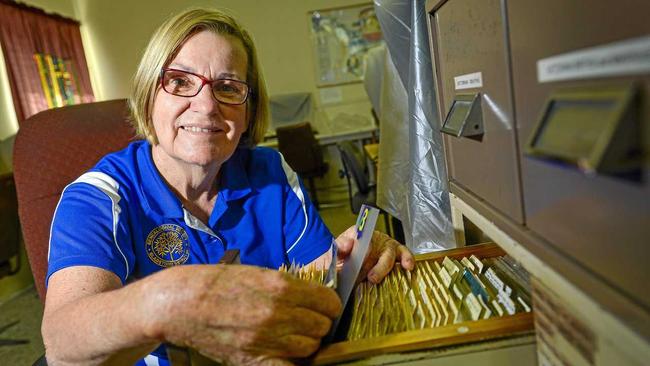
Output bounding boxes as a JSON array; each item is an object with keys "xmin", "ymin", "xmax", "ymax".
[{"xmin": 335, "ymin": 226, "xmax": 415, "ymax": 284}]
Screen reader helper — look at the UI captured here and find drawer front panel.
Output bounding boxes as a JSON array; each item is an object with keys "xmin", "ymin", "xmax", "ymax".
[
  {"xmin": 508, "ymin": 0, "xmax": 650, "ymax": 310},
  {"xmin": 431, "ymin": 0, "xmax": 524, "ymax": 223}
]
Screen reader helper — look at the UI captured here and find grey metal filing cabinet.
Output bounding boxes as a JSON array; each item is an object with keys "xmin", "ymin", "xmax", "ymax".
[
  {"xmin": 427, "ymin": 0, "xmax": 524, "ymax": 224},
  {"xmin": 507, "ymin": 0, "xmax": 650, "ymax": 313},
  {"xmin": 426, "ymin": 0, "xmax": 650, "ymax": 360}
]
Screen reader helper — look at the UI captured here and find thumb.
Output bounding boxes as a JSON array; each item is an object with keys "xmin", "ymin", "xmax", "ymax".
[{"xmin": 335, "ymin": 236, "xmax": 355, "ymax": 260}]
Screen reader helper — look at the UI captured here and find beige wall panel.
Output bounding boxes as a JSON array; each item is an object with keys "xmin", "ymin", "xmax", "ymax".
[{"xmin": 76, "ymin": 0, "xmax": 371, "ymax": 106}]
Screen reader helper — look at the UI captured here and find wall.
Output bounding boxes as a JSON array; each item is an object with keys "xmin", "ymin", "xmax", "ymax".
[
  {"xmin": 76, "ymin": 0, "xmax": 373, "ymax": 129},
  {"xmin": 0, "ymin": 45, "xmax": 17, "ymax": 142},
  {"xmin": 17, "ymin": 0, "xmax": 75, "ymax": 17}
]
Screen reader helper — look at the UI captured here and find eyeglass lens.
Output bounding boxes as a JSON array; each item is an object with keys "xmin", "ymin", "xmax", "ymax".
[{"xmin": 162, "ymin": 69, "xmax": 248, "ymax": 104}]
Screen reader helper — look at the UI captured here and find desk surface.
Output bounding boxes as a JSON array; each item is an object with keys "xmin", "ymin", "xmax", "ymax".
[{"xmin": 258, "ymin": 126, "xmax": 378, "ymax": 149}]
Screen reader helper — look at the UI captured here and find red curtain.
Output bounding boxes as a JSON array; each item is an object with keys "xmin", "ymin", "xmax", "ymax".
[{"xmin": 0, "ymin": 0, "xmax": 94, "ymax": 122}]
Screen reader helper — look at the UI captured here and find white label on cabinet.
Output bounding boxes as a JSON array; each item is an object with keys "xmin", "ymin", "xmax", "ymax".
[
  {"xmin": 537, "ymin": 35, "xmax": 650, "ymax": 83},
  {"xmin": 454, "ymin": 72, "xmax": 483, "ymax": 90}
]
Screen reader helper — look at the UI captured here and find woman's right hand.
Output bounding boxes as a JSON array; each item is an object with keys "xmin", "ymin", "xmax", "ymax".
[{"xmin": 146, "ymin": 264, "xmax": 342, "ymax": 363}]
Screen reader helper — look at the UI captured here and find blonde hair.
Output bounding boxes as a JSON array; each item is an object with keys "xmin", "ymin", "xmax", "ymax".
[{"xmin": 129, "ymin": 8, "xmax": 269, "ymax": 146}]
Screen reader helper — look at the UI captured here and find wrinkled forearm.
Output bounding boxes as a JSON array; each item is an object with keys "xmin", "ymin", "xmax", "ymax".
[
  {"xmin": 43, "ymin": 263, "xmax": 341, "ymax": 365},
  {"xmin": 42, "ymin": 273, "xmax": 164, "ymax": 365}
]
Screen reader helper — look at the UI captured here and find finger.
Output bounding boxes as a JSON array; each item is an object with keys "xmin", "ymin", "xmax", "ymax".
[
  {"xmin": 250, "ymin": 271, "xmax": 342, "ymax": 318},
  {"xmin": 214, "ymin": 301, "xmax": 333, "ymax": 339},
  {"xmin": 355, "ymin": 250, "xmax": 378, "ymax": 285},
  {"xmin": 276, "ymin": 334, "xmax": 321, "ymax": 358},
  {"xmin": 289, "ymin": 307, "xmax": 332, "ymax": 338},
  {"xmin": 367, "ymin": 244, "xmax": 397, "ymax": 284},
  {"xmin": 281, "ymin": 280, "xmax": 342, "ymax": 319},
  {"xmin": 209, "ymin": 271, "xmax": 339, "ymax": 328},
  {"xmin": 265, "ymin": 306, "xmax": 333, "ymax": 339},
  {"xmin": 336, "ymin": 226, "xmax": 357, "ymax": 256},
  {"xmin": 243, "ymin": 333, "xmax": 321, "ymax": 359},
  {"xmin": 396, "ymin": 244, "xmax": 415, "ymax": 270},
  {"xmin": 335, "ymin": 236, "xmax": 355, "ymax": 261},
  {"xmin": 225, "ymin": 351, "xmax": 296, "ymax": 366},
  {"xmin": 260, "ymin": 358, "xmax": 296, "ymax": 366}
]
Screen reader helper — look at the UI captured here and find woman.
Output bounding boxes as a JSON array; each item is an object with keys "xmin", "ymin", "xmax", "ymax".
[{"xmin": 42, "ymin": 8, "xmax": 413, "ymax": 366}]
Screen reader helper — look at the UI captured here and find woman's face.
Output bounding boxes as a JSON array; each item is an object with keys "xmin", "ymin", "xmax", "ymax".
[{"xmin": 151, "ymin": 30, "xmax": 249, "ymax": 168}]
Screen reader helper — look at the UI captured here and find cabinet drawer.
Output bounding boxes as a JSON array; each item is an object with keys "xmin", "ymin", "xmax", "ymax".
[
  {"xmin": 315, "ymin": 243, "xmax": 535, "ymax": 364},
  {"xmin": 507, "ymin": 0, "xmax": 650, "ymax": 311},
  {"xmin": 428, "ymin": 0, "xmax": 524, "ymax": 223}
]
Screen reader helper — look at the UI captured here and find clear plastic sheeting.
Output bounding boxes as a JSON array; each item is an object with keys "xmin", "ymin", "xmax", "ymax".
[
  {"xmin": 268, "ymin": 92, "xmax": 314, "ymax": 132},
  {"xmin": 374, "ymin": 0, "xmax": 454, "ymax": 252},
  {"xmin": 375, "ymin": 46, "xmax": 409, "ymax": 230},
  {"xmin": 374, "ymin": 0, "xmax": 411, "ymax": 89},
  {"xmin": 363, "ymin": 45, "xmax": 385, "ymax": 116}
]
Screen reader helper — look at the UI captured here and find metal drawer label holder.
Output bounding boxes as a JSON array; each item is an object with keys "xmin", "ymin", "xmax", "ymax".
[
  {"xmin": 525, "ymin": 84, "xmax": 641, "ymax": 177},
  {"xmin": 441, "ymin": 93, "xmax": 484, "ymax": 138}
]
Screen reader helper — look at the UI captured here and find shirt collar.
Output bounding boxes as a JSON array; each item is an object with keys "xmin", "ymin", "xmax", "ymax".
[{"xmin": 138, "ymin": 142, "xmax": 252, "ymax": 219}]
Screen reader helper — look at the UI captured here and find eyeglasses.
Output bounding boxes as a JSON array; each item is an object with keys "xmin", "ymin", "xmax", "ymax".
[{"xmin": 160, "ymin": 68, "xmax": 251, "ymax": 105}]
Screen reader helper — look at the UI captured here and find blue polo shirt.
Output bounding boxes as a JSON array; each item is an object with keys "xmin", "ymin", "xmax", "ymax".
[{"xmin": 47, "ymin": 140, "xmax": 333, "ymax": 365}]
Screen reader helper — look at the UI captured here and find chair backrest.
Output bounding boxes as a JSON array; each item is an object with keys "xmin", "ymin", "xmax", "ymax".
[
  {"xmin": 276, "ymin": 122, "xmax": 326, "ymax": 176},
  {"xmin": 13, "ymin": 99, "xmax": 135, "ymax": 301},
  {"xmin": 337, "ymin": 142, "xmax": 370, "ymax": 194}
]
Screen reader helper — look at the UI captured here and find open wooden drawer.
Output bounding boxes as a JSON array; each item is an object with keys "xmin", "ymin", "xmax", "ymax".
[{"xmin": 314, "ymin": 242, "xmax": 535, "ymax": 365}]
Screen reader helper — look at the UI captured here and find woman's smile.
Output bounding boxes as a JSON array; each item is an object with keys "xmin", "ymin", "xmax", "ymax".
[{"xmin": 179, "ymin": 125, "xmax": 224, "ymax": 134}]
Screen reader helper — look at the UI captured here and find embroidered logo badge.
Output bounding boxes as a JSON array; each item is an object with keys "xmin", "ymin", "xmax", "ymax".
[{"xmin": 145, "ymin": 224, "xmax": 190, "ymax": 267}]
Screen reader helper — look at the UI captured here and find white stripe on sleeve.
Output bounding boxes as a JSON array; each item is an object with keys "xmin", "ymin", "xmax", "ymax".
[
  {"xmin": 48, "ymin": 171, "xmax": 129, "ymax": 281},
  {"xmin": 144, "ymin": 354, "xmax": 160, "ymax": 366},
  {"xmin": 279, "ymin": 153, "xmax": 309, "ymax": 254}
]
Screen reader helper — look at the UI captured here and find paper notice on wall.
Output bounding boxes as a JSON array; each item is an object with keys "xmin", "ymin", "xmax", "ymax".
[
  {"xmin": 537, "ymin": 35, "xmax": 650, "ymax": 83},
  {"xmin": 319, "ymin": 87, "xmax": 343, "ymax": 105},
  {"xmin": 454, "ymin": 72, "xmax": 483, "ymax": 90}
]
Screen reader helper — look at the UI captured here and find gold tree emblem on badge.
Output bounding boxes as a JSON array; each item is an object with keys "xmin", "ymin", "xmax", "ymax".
[{"xmin": 153, "ymin": 231, "xmax": 184, "ymax": 258}]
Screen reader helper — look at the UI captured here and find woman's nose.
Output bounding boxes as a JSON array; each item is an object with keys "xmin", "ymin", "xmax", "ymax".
[{"xmin": 191, "ymin": 84, "xmax": 220, "ymax": 114}]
